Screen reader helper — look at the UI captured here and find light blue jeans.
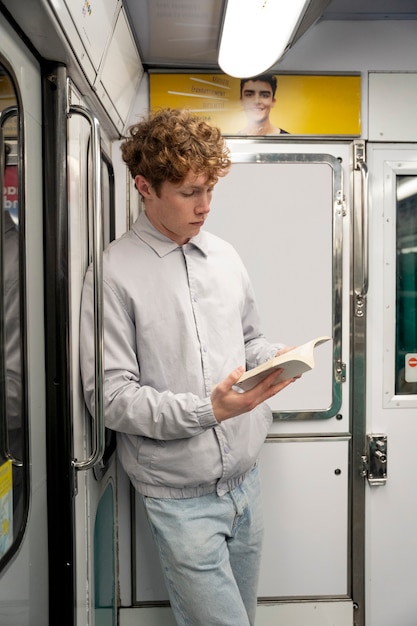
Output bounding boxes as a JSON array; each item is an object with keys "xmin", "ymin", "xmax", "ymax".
[{"xmin": 142, "ymin": 466, "xmax": 264, "ymax": 626}]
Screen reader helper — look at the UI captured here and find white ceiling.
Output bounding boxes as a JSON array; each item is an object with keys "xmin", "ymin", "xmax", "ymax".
[{"xmin": 122, "ymin": 0, "xmax": 417, "ymax": 70}]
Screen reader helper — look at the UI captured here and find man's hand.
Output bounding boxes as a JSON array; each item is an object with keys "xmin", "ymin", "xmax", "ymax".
[
  {"xmin": 276, "ymin": 345, "xmax": 295, "ymax": 356},
  {"xmin": 211, "ymin": 366, "xmax": 297, "ymax": 423}
]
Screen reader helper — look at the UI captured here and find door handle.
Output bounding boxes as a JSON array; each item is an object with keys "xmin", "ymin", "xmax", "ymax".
[
  {"xmin": 68, "ymin": 103, "xmax": 105, "ymax": 472},
  {"xmin": 354, "ymin": 143, "xmax": 369, "ymax": 317}
]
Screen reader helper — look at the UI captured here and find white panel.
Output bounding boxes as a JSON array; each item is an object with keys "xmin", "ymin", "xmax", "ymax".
[
  {"xmin": 63, "ymin": 0, "xmax": 118, "ymax": 70},
  {"xmin": 210, "ymin": 160, "xmax": 333, "ymax": 413},
  {"xmin": 258, "ymin": 439, "xmax": 349, "ymax": 597},
  {"xmin": 120, "ymin": 607, "xmax": 176, "ymax": 626},
  {"xmin": 279, "ymin": 21, "xmax": 417, "ymax": 73},
  {"xmin": 97, "ymin": 8, "xmax": 143, "ymax": 131},
  {"xmin": 369, "ymin": 73, "xmax": 417, "ymax": 142},
  {"xmin": 257, "ymin": 601, "xmax": 353, "ymax": 625},
  {"xmin": 366, "ymin": 144, "xmax": 417, "ymax": 626},
  {"xmin": 111, "ymin": 139, "xmax": 131, "ymax": 238},
  {"xmin": 133, "ymin": 439, "xmax": 349, "ymax": 602},
  {"xmin": 120, "ymin": 600, "xmax": 353, "ymax": 625},
  {"xmin": 44, "ymin": 0, "xmax": 97, "ymax": 84}
]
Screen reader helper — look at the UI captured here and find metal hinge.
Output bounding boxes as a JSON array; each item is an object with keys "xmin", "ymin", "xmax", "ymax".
[
  {"xmin": 71, "ymin": 461, "xmax": 78, "ymax": 497},
  {"xmin": 335, "ymin": 188, "xmax": 346, "ymax": 217},
  {"xmin": 66, "ymin": 76, "xmax": 73, "ymax": 115},
  {"xmin": 361, "ymin": 434, "xmax": 388, "ymax": 486},
  {"xmin": 354, "ymin": 140, "xmax": 366, "ymax": 169},
  {"xmin": 335, "ymin": 359, "xmax": 346, "ymax": 383}
]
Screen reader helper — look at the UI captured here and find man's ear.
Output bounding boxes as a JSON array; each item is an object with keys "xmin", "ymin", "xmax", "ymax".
[{"xmin": 135, "ymin": 175, "xmax": 153, "ymax": 198}]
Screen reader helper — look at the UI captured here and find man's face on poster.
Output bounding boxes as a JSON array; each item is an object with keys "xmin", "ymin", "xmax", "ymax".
[{"xmin": 240, "ymin": 80, "xmax": 276, "ymax": 125}]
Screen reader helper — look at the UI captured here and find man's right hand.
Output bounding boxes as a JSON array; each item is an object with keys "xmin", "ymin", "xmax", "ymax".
[{"xmin": 211, "ymin": 366, "xmax": 297, "ymax": 423}]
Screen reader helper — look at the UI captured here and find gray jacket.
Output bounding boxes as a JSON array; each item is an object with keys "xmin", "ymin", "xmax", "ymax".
[{"xmin": 80, "ymin": 212, "xmax": 281, "ymax": 497}]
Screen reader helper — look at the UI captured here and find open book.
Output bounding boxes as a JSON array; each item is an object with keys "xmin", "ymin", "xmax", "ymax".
[{"xmin": 235, "ymin": 336, "xmax": 332, "ymax": 391}]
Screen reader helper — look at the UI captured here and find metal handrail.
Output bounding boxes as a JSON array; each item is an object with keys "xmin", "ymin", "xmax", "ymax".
[
  {"xmin": 0, "ymin": 106, "xmax": 18, "ymax": 129},
  {"xmin": 355, "ymin": 161, "xmax": 369, "ymax": 300},
  {"xmin": 69, "ymin": 104, "xmax": 105, "ymax": 471}
]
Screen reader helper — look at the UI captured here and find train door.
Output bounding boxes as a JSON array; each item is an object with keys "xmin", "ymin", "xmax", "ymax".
[
  {"xmin": 121, "ymin": 141, "xmax": 360, "ymax": 626},
  {"xmin": 210, "ymin": 141, "xmax": 355, "ymax": 626},
  {"xmin": 365, "ymin": 144, "xmax": 417, "ymax": 626},
  {"xmin": 43, "ymin": 65, "xmax": 118, "ymax": 625},
  {"xmin": 0, "ymin": 12, "xmax": 48, "ymax": 625}
]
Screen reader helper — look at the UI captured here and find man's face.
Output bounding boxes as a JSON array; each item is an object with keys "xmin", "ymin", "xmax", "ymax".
[
  {"xmin": 136, "ymin": 171, "xmax": 214, "ymax": 245},
  {"xmin": 241, "ymin": 80, "xmax": 276, "ymax": 124}
]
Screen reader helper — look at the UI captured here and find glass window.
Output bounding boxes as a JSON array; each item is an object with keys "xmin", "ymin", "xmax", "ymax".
[
  {"xmin": 395, "ymin": 174, "xmax": 417, "ymax": 394},
  {"xmin": 0, "ymin": 62, "xmax": 28, "ymax": 568}
]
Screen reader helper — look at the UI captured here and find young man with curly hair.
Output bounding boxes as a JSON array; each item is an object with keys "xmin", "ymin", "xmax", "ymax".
[{"xmin": 80, "ymin": 108, "xmax": 295, "ymax": 626}]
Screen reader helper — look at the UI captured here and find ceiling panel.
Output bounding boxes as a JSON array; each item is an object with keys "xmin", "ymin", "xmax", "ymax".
[
  {"xmin": 121, "ymin": 0, "xmax": 417, "ymax": 69},
  {"xmin": 321, "ymin": 0, "xmax": 417, "ymax": 20},
  {"xmin": 122, "ymin": 0, "xmax": 224, "ymax": 68}
]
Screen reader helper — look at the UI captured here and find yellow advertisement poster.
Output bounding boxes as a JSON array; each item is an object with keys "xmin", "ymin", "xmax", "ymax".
[
  {"xmin": 150, "ymin": 73, "xmax": 361, "ymax": 136},
  {"xmin": 0, "ymin": 460, "xmax": 13, "ymax": 558}
]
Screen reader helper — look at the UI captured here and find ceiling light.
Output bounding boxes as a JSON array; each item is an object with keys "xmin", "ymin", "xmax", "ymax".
[{"xmin": 218, "ymin": 0, "xmax": 310, "ymax": 78}]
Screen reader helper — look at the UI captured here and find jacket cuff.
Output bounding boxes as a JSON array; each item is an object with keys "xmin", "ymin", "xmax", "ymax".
[{"xmin": 196, "ymin": 399, "xmax": 218, "ymax": 429}]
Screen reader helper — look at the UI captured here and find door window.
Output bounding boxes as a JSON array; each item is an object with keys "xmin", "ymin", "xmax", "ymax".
[
  {"xmin": 396, "ymin": 175, "xmax": 417, "ymax": 394},
  {"xmin": 0, "ymin": 61, "xmax": 28, "ymax": 569}
]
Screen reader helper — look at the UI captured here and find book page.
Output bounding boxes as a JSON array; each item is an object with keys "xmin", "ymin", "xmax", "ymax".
[{"xmin": 236, "ymin": 336, "xmax": 331, "ymax": 391}]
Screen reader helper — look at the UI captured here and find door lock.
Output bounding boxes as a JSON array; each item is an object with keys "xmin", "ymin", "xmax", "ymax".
[{"xmin": 362, "ymin": 434, "xmax": 388, "ymax": 486}]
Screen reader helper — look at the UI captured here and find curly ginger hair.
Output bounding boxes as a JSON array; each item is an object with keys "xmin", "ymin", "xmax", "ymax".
[{"xmin": 121, "ymin": 108, "xmax": 231, "ymax": 195}]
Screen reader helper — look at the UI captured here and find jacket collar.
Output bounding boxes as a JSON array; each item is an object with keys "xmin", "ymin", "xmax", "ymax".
[{"xmin": 132, "ymin": 211, "xmax": 209, "ymax": 258}]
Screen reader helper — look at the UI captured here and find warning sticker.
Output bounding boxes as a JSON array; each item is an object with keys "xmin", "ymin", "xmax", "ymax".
[
  {"xmin": 405, "ymin": 353, "xmax": 417, "ymax": 383},
  {"xmin": 0, "ymin": 460, "xmax": 13, "ymax": 558}
]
